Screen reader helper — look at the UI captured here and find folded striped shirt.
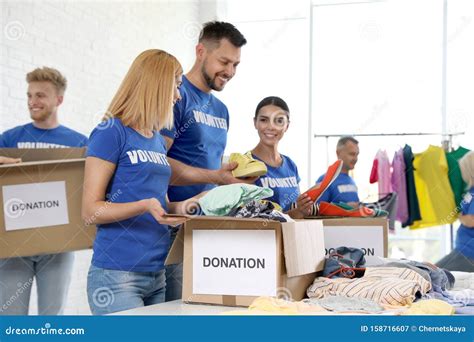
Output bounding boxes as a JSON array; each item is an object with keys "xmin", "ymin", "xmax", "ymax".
[{"xmin": 307, "ymin": 267, "xmax": 432, "ymax": 306}]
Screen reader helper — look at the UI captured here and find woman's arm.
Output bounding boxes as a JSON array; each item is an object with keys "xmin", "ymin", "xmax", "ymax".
[
  {"xmin": 81, "ymin": 156, "xmax": 166, "ymax": 225},
  {"xmin": 459, "ymin": 214, "xmax": 474, "ymax": 228}
]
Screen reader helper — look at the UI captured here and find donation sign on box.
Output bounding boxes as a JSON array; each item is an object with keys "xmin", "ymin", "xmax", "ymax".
[
  {"xmin": 2, "ymin": 181, "xmax": 69, "ymax": 231},
  {"xmin": 192, "ymin": 229, "xmax": 277, "ymax": 297}
]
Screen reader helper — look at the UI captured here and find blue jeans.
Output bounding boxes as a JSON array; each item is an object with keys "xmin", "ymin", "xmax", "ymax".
[
  {"xmin": 165, "ymin": 226, "xmax": 183, "ymax": 301},
  {"xmin": 87, "ymin": 264, "xmax": 166, "ymax": 315},
  {"xmin": 0, "ymin": 252, "xmax": 74, "ymax": 315},
  {"xmin": 436, "ymin": 249, "xmax": 474, "ymax": 273}
]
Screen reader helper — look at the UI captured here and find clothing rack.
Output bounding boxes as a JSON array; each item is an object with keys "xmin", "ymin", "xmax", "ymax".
[
  {"xmin": 312, "ymin": 131, "xmax": 465, "ymax": 252},
  {"xmin": 314, "ymin": 132, "xmax": 464, "ymax": 165}
]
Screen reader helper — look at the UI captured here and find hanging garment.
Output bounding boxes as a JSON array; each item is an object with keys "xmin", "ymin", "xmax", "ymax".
[
  {"xmin": 411, "ymin": 145, "xmax": 457, "ymax": 229},
  {"xmin": 363, "ymin": 192, "xmax": 398, "ymax": 231},
  {"xmin": 307, "ymin": 267, "xmax": 431, "ymax": 306},
  {"xmin": 228, "ymin": 200, "xmax": 291, "ymax": 222},
  {"xmin": 391, "ymin": 148, "xmax": 409, "ymax": 224},
  {"xmin": 402, "ymin": 144, "xmax": 422, "ymax": 227},
  {"xmin": 446, "ymin": 146, "xmax": 471, "ymax": 208},
  {"xmin": 198, "ymin": 183, "xmax": 273, "ymax": 216},
  {"xmin": 369, "ymin": 158, "xmax": 378, "ymax": 184},
  {"xmin": 375, "ymin": 149, "xmax": 393, "ymax": 195}
]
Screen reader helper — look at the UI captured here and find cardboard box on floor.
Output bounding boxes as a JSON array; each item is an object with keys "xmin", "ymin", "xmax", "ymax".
[
  {"xmin": 165, "ymin": 216, "xmax": 326, "ymax": 307},
  {"xmin": 0, "ymin": 148, "xmax": 96, "ymax": 258}
]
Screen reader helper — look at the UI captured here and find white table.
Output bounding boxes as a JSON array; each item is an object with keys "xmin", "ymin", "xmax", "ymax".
[{"xmin": 112, "ymin": 300, "xmax": 238, "ymax": 315}]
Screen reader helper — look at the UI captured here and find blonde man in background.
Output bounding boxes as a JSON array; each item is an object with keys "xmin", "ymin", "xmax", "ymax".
[{"xmin": 0, "ymin": 67, "xmax": 87, "ymax": 315}]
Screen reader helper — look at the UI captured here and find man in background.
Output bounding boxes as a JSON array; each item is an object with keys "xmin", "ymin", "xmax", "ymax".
[
  {"xmin": 316, "ymin": 136, "xmax": 360, "ymax": 207},
  {"xmin": 0, "ymin": 67, "xmax": 87, "ymax": 315}
]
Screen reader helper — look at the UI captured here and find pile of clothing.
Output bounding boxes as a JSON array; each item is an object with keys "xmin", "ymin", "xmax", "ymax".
[
  {"xmin": 194, "ymin": 183, "xmax": 293, "ymax": 222},
  {"xmin": 223, "ymin": 296, "xmax": 455, "ymax": 315},
  {"xmin": 305, "ymin": 246, "xmax": 473, "ymax": 314}
]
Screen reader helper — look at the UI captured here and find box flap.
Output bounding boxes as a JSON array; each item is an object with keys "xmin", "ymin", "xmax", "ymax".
[
  {"xmin": 0, "ymin": 158, "xmax": 85, "ymax": 169},
  {"xmin": 281, "ymin": 220, "xmax": 325, "ymax": 277},
  {"xmin": 161, "ymin": 214, "xmax": 192, "ymax": 226},
  {"xmin": 165, "ymin": 226, "xmax": 184, "ymax": 265},
  {"xmin": 0, "ymin": 147, "xmax": 86, "ymax": 161}
]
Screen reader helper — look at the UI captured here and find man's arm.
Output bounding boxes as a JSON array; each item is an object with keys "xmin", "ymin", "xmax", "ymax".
[
  {"xmin": 163, "ymin": 136, "xmax": 257, "ymax": 186},
  {"xmin": 168, "ymin": 157, "xmax": 257, "ymax": 185}
]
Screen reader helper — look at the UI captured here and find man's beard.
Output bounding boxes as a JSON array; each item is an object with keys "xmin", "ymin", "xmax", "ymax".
[{"xmin": 201, "ymin": 64, "xmax": 220, "ymax": 91}]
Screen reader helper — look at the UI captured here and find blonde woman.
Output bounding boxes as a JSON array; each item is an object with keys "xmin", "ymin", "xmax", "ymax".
[
  {"xmin": 437, "ymin": 151, "xmax": 474, "ymax": 272},
  {"xmin": 82, "ymin": 50, "xmax": 187, "ymax": 314}
]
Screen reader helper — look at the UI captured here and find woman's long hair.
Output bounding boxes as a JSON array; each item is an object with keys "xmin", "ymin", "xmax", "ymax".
[{"xmin": 106, "ymin": 49, "xmax": 182, "ymax": 131}]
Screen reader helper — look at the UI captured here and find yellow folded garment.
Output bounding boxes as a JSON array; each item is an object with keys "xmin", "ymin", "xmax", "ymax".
[
  {"xmin": 402, "ymin": 299, "xmax": 455, "ymax": 315},
  {"xmin": 249, "ymin": 296, "xmax": 300, "ymax": 314},
  {"xmin": 222, "ymin": 296, "xmax": 326, "ymax": 315}
]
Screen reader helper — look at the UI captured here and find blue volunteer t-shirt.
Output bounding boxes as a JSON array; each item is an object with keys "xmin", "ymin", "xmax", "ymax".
[
  {"xmin": 0, "ymin": 123, "xmax": 87, "ymax": 148},
  {"xmin": 87, "ymin": 118, "xmax": 171, "ymax": 272},
  {"xmin": 316, "ymin": 173, "xmax": 360, "ymax": 204},
  {"xmin": 253, "ymin": 154, "xmax": 301, "ymax": 212},
  {"xmin": 455, "ymin": 187, "xmax": 474, "ymax": 259},
  {"xmin": 161, "ymin": 76, "xmax": 229, "ymax": 201}
]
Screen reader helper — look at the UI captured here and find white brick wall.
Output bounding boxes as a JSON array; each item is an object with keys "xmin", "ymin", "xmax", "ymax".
[
  {"xmin": 1, "ymin": 0, "xmax": 202, "ymax": 315},
  {"xmin": 1, "ymin": 0, "xmax": 200, "ymax": 135}
]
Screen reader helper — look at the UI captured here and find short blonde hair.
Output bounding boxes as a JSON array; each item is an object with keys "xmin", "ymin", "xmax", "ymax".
[
  {"xmin": 26, "ymin": 67, "xmax": 67, "ymax": 95},
  {"xmin": 459, "ymin": 151, "xmax": 474, "ymax": 189},
  {"xmin": 106, "ymin": 49, "xmax": 182, "ymax": 131}
]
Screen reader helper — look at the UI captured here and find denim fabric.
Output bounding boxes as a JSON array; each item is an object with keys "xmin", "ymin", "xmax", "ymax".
[
  {"xmin": 87, "ymin": 264, "xmax": 166, "ymax": 315},
  {"xmin": 323, "ymin": 247, "xmax": 366, "ymax": 278},
  {"xmin": 0, "ymin": 252, "xmax": 74, "ymax": 315}
]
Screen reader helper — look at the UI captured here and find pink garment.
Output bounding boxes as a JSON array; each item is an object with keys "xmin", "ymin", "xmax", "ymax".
[
  {"xmin": 375, "ymin": 149, "xmax": 392, "ymax": 195},
  {"xmin": 391, "ymin": 148, "xmax": 408, "ymax": 223}
]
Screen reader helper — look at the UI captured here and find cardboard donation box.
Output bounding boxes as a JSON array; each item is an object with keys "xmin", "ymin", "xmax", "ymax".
[
  {"xmin": 165, "ymin": 216, "xmax": 326, "ymax": 307},
  {"xmin": 321, "ymin": 218, "xmax": 388, "ymax": 264},
  {"xmin": 0, "ymin": 148, "xmax": 96, "ymax": 258}
]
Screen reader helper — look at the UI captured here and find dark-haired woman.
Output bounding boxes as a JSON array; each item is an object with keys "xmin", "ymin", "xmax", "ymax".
[{"xmin": 251, "ymin": 96, "xmax": 313, "ymax": 219}]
